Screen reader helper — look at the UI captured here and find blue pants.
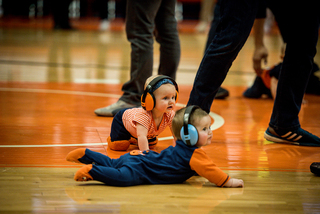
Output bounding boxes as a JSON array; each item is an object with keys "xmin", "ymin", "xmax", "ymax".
[
  {"xmin": 79, "ymin": 149, "xmax": 144, "ymax": 186},
  {"xmin": 187, "ymin": 0, "xmax": 319, "ymax": 133},
  {"xmin": 187, "ymin": 0, "xmax": 260, "ymax": 111},
  {"xmin": 110, "ymin": 109, "xmax": 133, "ymax": 141},
  {"xmin": 110, "ymin": 109, "xmax": 157, "ymax": 143}
]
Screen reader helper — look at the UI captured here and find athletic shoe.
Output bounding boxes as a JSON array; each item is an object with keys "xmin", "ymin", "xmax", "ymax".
[
  {"xmin": 94, "ymin": 100, "xmax": 138, "ymax": 117},
  {"xmin": 310, "ymin": 162, "xmax": 320, "ymax": 176},
  {"xmin": 264, "ymin": 127, "xmax": 320, "ymax": 147}
]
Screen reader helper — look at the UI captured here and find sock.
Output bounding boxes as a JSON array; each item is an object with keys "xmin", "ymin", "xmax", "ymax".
[
  {"xmin": 66, "ymin": 148, "xmax": 86, "ymax": 163},
  {"xmin": 107, "ymin": 136, "xmax": 130, "ymax": 151},
  {"xmin": 74, "ymin": 165, "xmax": 93, "ymax": 181}
]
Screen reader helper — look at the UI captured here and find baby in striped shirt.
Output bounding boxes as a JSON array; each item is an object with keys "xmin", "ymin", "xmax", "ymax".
[{"xmin": 107, "ymin": 75, "xmax": 179, "ymax": 151}]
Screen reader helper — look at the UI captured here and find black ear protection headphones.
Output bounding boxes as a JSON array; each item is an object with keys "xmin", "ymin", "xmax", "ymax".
[
  {"xmin": 180, "ymin": 105, "xmax": 200, "ymax": 146},
  {"xmin": 141, "ymin": 75, "xmax": 179, "ymax": 111}
]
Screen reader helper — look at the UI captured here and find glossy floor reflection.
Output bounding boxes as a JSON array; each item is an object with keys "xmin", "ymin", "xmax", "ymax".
[
  {"xmin": 1, "ymin": 167, "xmax": 319, "ymax": 213},
  {"xmin": 0, "ymin": 23, "xmax": 320, "ymax": 213}
]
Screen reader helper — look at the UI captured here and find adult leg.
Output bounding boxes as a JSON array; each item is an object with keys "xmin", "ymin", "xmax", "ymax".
[
  {"xmin": 94, "ymin": 0, "xmax": 163, "ymax": 116},
  {"xmin": 120, "ymin": 0, "xmax": 163, "ymax": 105},
  {"xmin": 187, "ymin": 0, "xmax": 260, "ymax": 112},
  {"xmin": 51, "ymin": 0, "xmax": 73, "ymax": 29},
  {"xmin": 98, "ymin": 0, "xmax": 110, "ymax": 31},
  {"xmin": 154, "ymin": 0, "xmax": 181, "ymax": 79},
  {"xmin": 204, "ymin": 1, "xmax": 229, "ymax": 99},
  {"xmin": 204, "ymin": 0, "xmax": 221, "ymax": 51},
  {"xmin": 270, "ymin": 1, "xmax": 318, "ymax": 130},
  {"xmin": 265, "ymin": 1, "xmax": 320, "ymax": 146}
]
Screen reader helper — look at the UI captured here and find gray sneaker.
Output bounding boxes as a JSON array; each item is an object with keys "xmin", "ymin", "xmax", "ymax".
[{"xmin": 94, "ymin": 100, "xmax": 138, "ymax": 117}]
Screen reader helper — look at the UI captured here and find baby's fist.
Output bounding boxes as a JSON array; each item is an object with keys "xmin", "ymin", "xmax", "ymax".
[{"xmin": 224, "ymin": 178, "xmax": 244, "ymax": 188}]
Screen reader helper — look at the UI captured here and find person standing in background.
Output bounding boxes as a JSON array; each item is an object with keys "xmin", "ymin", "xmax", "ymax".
[
  {"xmin": 95, "ymin": 0, "xmax": 180, "ymax": 117},
  {"xmin": 51, "ymin": 0, "xmax": 73, "ymax": 30},
  {"xmin": 187, "ymin": 0, "xmax": 320, "ymax": 146}
]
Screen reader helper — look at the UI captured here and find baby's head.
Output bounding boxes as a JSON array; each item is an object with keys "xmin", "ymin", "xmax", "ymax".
[
  {"xmin": 172, "ymin": 106, "xmax": 213, "ymax": 147},
  {"xmin": 141, "ymin": 75, "xmax": 179, "ymax": 111}
]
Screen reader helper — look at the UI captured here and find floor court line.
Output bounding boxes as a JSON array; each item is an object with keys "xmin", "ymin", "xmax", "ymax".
[
  {"xmin": 0, "ymin": 142, "xmax": 109, "ymax": 148},
  {"xmin": 0, "ymin": 87, "xmax": 121, "ymax": 98}
]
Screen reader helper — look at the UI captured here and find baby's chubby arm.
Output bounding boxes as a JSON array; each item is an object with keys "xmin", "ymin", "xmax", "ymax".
[
  {"xmin": 136, "ymin": 123, "xmax": 149, "ymax": 151},
  {"xmin": 190, "ymin": 149, "xmax": 244, "ymax": 188}
]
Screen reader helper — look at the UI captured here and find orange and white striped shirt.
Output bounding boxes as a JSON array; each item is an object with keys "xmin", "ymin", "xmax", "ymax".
[{"xmin": 122, "ymin": 107, "xmax": 175, "ymax": 139}]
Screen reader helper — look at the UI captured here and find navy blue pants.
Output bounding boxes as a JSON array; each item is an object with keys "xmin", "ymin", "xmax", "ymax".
[
  {"xmin": 110, "ymin": 108, "xmax": 157, "ymax": 143},
  {"xmin": 110, "ymin": 109, "xmax": 133, "ymax": 142},
  {"xmin": 79, "ymin": 149, "xmax": 144, "ymax": 186},
  {"xmin": 267, "ymin": 1, "xmax": 319, "ymax": 132},
  {"xmin": 187, "ymin": 0, "xmax": 319, "ymax": 133}
]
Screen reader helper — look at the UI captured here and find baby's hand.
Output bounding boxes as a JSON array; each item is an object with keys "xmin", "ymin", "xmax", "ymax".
[{"xmin": 224, "ymin": 178, "xmax": 244, "ymax": 188}]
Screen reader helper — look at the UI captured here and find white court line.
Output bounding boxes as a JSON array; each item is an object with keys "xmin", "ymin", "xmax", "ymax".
[
  {"xmin": 0, "ymin": 88, "xmax": 225, "ymax": 148},
  {"xmin": 0, "ymin": 138, "xmax": 174, "ymax": 148},
  {"xmin": 0, "ymin": 142, "xmax": 108, "ymax": 148}
]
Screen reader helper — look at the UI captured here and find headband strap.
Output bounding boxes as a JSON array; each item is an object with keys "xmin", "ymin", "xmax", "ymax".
[{"xmin": 150, "ymin": 79, "xmax": 174, "ymax": 93}]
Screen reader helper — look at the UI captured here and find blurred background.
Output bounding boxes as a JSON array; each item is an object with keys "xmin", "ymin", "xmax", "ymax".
[{"xmin": 0, "ymin": 0, "xmax": 211, "ymax": 31}]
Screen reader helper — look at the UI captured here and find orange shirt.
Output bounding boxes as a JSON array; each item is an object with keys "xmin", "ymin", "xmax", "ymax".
[{"xmin": 122, "ymin": 107, "xmax": 175, "ymax": 139}]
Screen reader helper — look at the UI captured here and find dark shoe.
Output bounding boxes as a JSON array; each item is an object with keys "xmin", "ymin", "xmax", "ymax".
[
  {"xmin": 264, "ymin": 127, "xmax": 320, "ymax": 147},
  {"xmin": 215, "ymin": 87, "xmax": 229, "ymax": 99},
  {"xmin": 310, "ymin": 162, "xmax": 320, "ymax": 176},
  {"xmin": 243, "ymin": 76, "xmax": 272, "ymax": 98}
]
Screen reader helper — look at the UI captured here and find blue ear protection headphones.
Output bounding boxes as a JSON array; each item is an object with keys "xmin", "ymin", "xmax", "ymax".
[{"xmin": 180, "ymin": 105, "xmax": 200, "ymax": 146}]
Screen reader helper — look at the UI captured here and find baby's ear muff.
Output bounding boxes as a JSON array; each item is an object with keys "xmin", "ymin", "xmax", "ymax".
[
  {"xmin": 175, "ymin": 90, "xmax": 179, "ymax": 103},
  {"xmin": 180, "ymin": 105, "xmax": 199, "ymax": 146},
  {"xmin": 141, "ymin": 85, "xmax": 155, "ymax": 111},
  {"xmin": 141, "ymin": 75, "xmax": 179, "ymax": 111}
]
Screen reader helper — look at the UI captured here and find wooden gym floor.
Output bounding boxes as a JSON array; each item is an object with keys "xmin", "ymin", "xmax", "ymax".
[{"xmin": 0, "ymin": 18, "xmax": 320, "ymax": 213}]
